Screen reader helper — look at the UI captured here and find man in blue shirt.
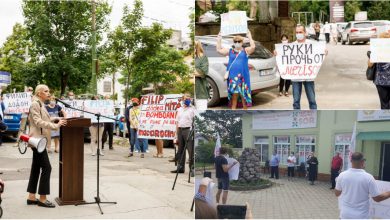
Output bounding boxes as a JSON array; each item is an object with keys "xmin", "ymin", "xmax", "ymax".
[{"xmin": 269, "ymin": 151, "xmax": 280, "ymax": 179}]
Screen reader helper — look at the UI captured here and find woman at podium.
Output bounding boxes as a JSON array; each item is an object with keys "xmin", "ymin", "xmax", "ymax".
[{"xmin": 26, "ymin": 85, "xmax": 67, "ymax": 208}]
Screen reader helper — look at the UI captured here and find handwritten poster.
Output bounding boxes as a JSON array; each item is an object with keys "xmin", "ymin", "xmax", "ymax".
[{"xmin": 275, "ymin": 42, "xmax": 326, "ymax": 80}]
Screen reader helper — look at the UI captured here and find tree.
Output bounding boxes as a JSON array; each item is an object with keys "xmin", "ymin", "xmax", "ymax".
[
  {"xmin": 368, "ymin": 1, "xmax": 390, "ymax": 21},
  {"xmin": 344, "ymin": 0, "xmax": 362, "ymax": 22},
  {"xmin": 22, "ymin": 0, "xmax": 111, "ymax": 95},
  {"xmin": 195, "ymin": 111, "xmax": 243, "ymax": 148},
  {"xmin": 0, "ymin": 23, "xmax": 36, "ymax": 92}
]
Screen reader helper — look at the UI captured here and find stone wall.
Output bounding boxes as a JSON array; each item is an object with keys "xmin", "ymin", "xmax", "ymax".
[{"xmin": 195, "ymin": 18, "xmax": 296, "ymax": 51}]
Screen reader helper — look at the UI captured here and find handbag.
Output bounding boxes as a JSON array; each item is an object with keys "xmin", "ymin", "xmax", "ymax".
[
  {"xmin": 224, "ymin": 50, "xmax": 241, "ymax": 80},
  {"xmin": 366, "ymin": 63, "xmax": 376, "ymax": 81}
]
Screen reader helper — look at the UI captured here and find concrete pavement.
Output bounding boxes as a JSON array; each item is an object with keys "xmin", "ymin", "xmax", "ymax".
[
  {"xmin": 0, "ymin": 137, "xmax": 194, "ymax": 219},
  {"xmin": 195, "ymin": 170, "xmax": 339, "ymax": 219}
]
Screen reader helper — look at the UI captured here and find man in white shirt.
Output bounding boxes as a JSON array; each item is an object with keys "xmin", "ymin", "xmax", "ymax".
[
  {"xmin": 287, "ymin": 152, "xmax": 296, "ymax": 181},
  {"xmin": 335, "ymin": 152, "xmax": 390, "ymax": 219},
  {"xmin": 323, "ymin": 21, "xmax": 331, "ymax": 43},
  {"xmin": 172, "ymin": 94, "xmax": 196, "ymax": 176}
]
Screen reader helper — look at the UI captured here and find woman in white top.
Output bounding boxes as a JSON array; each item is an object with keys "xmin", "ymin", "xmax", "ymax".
[{"xmin": 287, "ymin": 152, "xmax": 296, "ymax": 181}]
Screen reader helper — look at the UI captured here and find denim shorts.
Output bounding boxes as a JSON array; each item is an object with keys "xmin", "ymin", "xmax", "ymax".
[{"xmin": 217, "ymin": 177, "xmax": 230, "ymax": 190}]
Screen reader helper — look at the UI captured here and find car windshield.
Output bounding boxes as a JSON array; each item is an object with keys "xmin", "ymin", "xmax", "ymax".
[
  {"xmin": 354, "ymin": 22, "xmax": 373, "ymax": 28},
  {"xmin": 372, "ymin": 22, "xmax": 386, "ymax": 26},
  {"xmin": 245, "ymin": 42, "xmax": 273, "ymax": 59}
]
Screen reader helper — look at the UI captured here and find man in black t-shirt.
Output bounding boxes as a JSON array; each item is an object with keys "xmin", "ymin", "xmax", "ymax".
[{"xmin": 215, "ymin": 147, "xmax": 238, "ymax": 204}]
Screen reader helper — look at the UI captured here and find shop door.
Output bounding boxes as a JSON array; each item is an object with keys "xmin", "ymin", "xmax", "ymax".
[{"xmin": 381, "ymin": 143, "xmax": 390, "ymax": 181}]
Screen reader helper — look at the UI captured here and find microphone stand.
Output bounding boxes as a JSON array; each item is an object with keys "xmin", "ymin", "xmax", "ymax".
[{"xmin": 57, "ymin": 99, "xmax": 117, "ymax": 214}]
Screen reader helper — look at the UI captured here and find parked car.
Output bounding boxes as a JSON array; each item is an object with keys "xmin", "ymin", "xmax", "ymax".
[
  {"xmin": 195, "ymin": 35, "xmax": 279, "ymax": 107},
  {"xmin": 336, "ymin": 22, "xmax": 348, "ymax": 42},
  {"xmin": 341, "ymin": 21, "xmax": 377, "ymax": 45},
  {"xmin": 372, "ymin": 20, "xmax": 390, "ymax": 36},
  {"xmin": 3, "ymin": 113, "xmax": 22, "ymax": 138}
]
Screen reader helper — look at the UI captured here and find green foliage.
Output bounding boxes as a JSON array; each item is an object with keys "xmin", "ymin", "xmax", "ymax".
[
  {"xmin": 289, "ymin": 0, "xmax": 329, "ymax": 24},
  {"xmin": 344, "ymin": 0, "xmax": 362, "ymax": 22},
  {"xmin": 195, "ymin": 110, "xmax": 243, "ymax": 148},
  {"xmin": 21, "ymin": 0, "xmax": 111, "ymax": 95},
  {"xmin": 367, "ymin": 1, "xmax": 390, "ymax": 21},
  {"xmin": 196, "ymin": 140, "xmax": 216, "ymax": 164}
]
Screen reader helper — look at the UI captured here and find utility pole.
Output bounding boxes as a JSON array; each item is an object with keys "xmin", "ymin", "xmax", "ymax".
[{"xmin": 90, "ymin": 0, "xmax": 98, "ymax": 95}]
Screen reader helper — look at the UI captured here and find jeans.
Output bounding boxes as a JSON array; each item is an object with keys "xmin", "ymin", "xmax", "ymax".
[
  {"xmin": 292, "ymin": 81, "xmax": 317, "ymax": 109},
  {"xmin": 287, "ymin": 166, "xmax": 295, "ymax": 177},
  {"xmin": 130, "ymin": 128, "xmax": 140, "ymax": 153}
]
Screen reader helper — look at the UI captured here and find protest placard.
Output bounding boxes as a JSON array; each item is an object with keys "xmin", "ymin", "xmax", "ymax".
[
  {"xmin": 370, "ymin": 180, "xmax": 390, "ymax": 218},
  {"xmin": 370, "ymin": 38, "xmax": 390, "ymax": 63},
  {"xmin": 57, "ymin": 100, "xmax": 85, "ymax": 118},
  {"xmin": 275, "ymin": 42, "xmax": 326, "ymax": 80},
  {"xmin": 137, "ymin": 94, "xmax": 182, "ymax": 140},
  {"xmin": 2, "ymin": 92, "xmax": 32, "ymax": 114},
  {"xmin": 220, "ymin": 11, "xmax": 248, "ymax": 36},
  {"xmin": 83, "ymin": 100, "xmax": 115, "ymax": 123}
]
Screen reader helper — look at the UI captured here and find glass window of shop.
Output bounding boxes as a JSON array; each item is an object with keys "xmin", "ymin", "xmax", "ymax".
[
  {"xmin": 334, "ymin": 133, "xmax": 352, "ymax": 171},
  {"xmin": 273, "ymin": 136, "xmax": 290, "ymax": 165},
  {"xmin": 254, "ymin": 136, "xmax": 269, "ymax": 162},
  {"xmin": 296, "ymin": 135, "xmax": 316, "ymax": 165}
]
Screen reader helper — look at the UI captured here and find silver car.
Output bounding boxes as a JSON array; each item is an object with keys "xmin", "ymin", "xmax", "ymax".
[
  {"xmin": 196, "ymin": 35, "xmax": 279, "ymax": 107},
  {"xmin": 341, "ymin": 21, "xmax": 377, "ymax": 45}
]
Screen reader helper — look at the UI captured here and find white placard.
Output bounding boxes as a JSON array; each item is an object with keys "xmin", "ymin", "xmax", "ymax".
[
  {"xmin": 58, "ymin": 100, "xmax": 85, "ymax": 118},
  {"xmin": 220, "ymin": 11, "xmax": 248, "ymax": 36},
  {"xmin": 275, "ymin": 42, "xmax": 326, "ymax": 80},
  {"xmin": 2, "ymin": 92, "xmax": 32, "ymax": 114},
  {"xmin": 357, "ymin": 110, "xmax": 390, "ymax": 121},
  {"xmin": 226, "ymin": 157, "xmax": 239, "ymax": 181},
  {"xmin": 370, "ymin": 39, "xmax": 390, "ymax": 63},
  {"xmin": 83, "ymin": 100, "xmax": 115, "ymax": 123},
  {"xmin": 252, "ymin": 111, "xmax": 317, "ymax": 130},
  {"xmin": 137, "ymin": 94, "xmax": 182, "ymax": 140},
  {"xmin": 370, "ymin": 180, "xmax": 390, "ymax": 219}
]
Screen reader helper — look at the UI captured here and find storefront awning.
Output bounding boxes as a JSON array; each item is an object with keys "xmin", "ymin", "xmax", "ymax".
[{"xmin": 357, "ymin": 132, "xmax": 390, "ymax": 141}]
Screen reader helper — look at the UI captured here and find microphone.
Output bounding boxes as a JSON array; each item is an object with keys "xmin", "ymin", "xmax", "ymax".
[{"xmin": 55, "ymin": 98, "xmax": 71, "ymax": 108}]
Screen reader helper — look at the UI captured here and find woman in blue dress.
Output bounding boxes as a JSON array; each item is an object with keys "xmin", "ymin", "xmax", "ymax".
[
  {"xmin": 45, "ymin": 96, "xmax": 67, "ymax": 153},
  {"xmin": 217, "ymin": 30, "xmax": 255, "ymax": 109}
]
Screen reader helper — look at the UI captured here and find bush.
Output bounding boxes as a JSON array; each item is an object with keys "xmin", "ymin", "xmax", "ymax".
[{"xmin": 195, "ymin": 141, "xmax": 238, "ymax": 164}]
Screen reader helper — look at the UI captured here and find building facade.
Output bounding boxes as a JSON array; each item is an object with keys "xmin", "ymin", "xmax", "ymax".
[{"xmin": 241, "ymin": 110, "xmax": 390, "ymax": 181}]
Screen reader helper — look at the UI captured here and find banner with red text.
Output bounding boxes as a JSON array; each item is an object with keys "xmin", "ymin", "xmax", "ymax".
[
  {"xmin": 138, "ymin": 94, "xmax": 182, "ymax": 140},
  {"xmin": 275, "ymin": 42, "xmax": 326, "ymax": 80}
]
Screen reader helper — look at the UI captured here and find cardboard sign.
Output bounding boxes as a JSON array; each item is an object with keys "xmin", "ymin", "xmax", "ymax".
[
  {"xmin": 220, "ymin": 11, "xmax": 248, "ymax": 36},
  {"xmin": 57, "ymin": 100, "xmax": 84, "ymax": 118},
  {"xmin": 370, "ymin": 39, "xmax": 390, "ymax": 63},
  {"xmin": 2, "ymin": 92, "xmax": 32, "ymax": 114},
  {"xmin": 370, "ymin": 180, "xmax": 390, "ymax": 218},
  {"xmin": 83, "ymin": 100, "xmax": 115, "ymax": 123},
  {"xmin": 137, "ymin": 94, "xmax": 182, "ymax": 140},
  {"xmin": 275, "ymin": 42, "xmax": 326, "ymax": 80}
]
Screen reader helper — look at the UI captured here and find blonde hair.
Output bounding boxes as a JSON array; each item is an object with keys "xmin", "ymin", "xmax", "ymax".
[
  {"xmin": 34, "ymin": 84, "xmax": 48, "ymax": 97},
  {"xmin": 195, "ymin": 40, "xmax": 204, "ymax": 58},
  {"xmin": 379, "ymin": 32, "xmax": 390, "ymax": 38}
]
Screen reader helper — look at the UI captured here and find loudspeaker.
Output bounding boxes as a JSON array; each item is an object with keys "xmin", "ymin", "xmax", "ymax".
[
  {"xmin": 217, "ymin": 205, "xmax": 247, "ymax": 219},
  {"xmin": 20, "ymin": 134, "xmax": 47, "ymax": 153}
]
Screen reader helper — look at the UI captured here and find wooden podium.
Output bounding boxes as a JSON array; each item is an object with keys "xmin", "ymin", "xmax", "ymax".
[{"xmin": 56, "ymin": 117, "xmax": 91, "ymax": 205}]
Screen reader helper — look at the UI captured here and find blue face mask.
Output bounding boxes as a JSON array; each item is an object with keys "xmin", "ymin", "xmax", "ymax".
[{"xmin": 184, "ymin": 99, "xmax": 191, "ymax": 106}]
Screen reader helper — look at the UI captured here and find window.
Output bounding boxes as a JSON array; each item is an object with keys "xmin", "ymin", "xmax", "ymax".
[
  {"xmin": 296, "ymin": 135, "xmax": 316, "ymax": 165},
  {"xmin": 334, "ymin": 133, "xmax": 352, "ymax": 171},
  {"xmin": 254, "ymin": 136, "xmax": 269, "ymax": 162},
  {"xmin": 202, "ymin": 43, "xmax": 225, "ymax": 58},
  {"xmin": 273, "ymin": 136, "xmax": 290, "ymax": 165},
  {"xmin": 103, "ymin": 81, "xmax": 111, "ymax": 93}
]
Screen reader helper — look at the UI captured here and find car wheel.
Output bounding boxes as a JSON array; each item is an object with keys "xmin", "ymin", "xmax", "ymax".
[
  {"xmin": 347, "ymin": 36, "xmax": 352, "ymax": 45},
  {"xmin": 207, "ymin": 77, "xmax": 220, "ymax": 107},
  {"xmin": 341, "ymin": 36, "xmax": 345, "ymax": 45}
]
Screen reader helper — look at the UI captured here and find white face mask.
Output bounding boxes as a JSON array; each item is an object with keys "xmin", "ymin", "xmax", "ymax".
[
  {"xmin": 296, "ymin": 33, "xmax": 305, "ymax": 41},
  {"xmin": 282, "ymin": 40, "xmax": 288, "ymax": 44},
  {"xmin": 234, "ymin": 43, "xmax": 242, "ymax": 50},
  {"xmin": 69, "ymin": 95, "xmax": 74, "ymax": 100}
]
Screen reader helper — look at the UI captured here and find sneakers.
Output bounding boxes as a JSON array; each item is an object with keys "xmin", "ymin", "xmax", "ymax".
[
  {"xmin": 91, "ymin": 153, "xmax": 96, "ymax": 156},
  {"xmin": 99, "ymin": 151, "xmax": 104, "ymax": 156}
]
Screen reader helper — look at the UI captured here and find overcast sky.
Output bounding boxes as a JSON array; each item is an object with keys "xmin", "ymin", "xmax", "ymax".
[{"xmin": 0, "ymin": 0, "xmax": 193, "ymax": 46}]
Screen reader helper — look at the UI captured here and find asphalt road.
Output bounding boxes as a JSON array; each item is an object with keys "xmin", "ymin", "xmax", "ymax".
[{"xmin": 210, "ymin": 41, "xmax": 380, "ymax": 110}]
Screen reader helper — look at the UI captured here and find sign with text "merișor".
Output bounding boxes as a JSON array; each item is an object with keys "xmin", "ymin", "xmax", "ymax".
[{"xmin": 275, "ymin": 42, "xmax": 326, "ymax": 80}]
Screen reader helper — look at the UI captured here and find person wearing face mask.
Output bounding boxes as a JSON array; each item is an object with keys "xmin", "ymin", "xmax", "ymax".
[
  {"xmin": 287, "ymin": 151, "xmax": 296, "ymax": 181},
  {"xmin": 67, "ymin": 91, "xmax": 75, "ymax": 101},
  {"xmin": 276, "ymin": 34, "xmax": 291, "ymax": 97},
  {"xmin": 129, "ymin": 98, "xmax": 146, "ymax": 158},
  {"xmin": 291, "ymin": 24, "xmax": 326, "ymax": 110},
  {"xmin": 216, "ymin": 30, "xmax": 256, "ymax": 110},
  {"xmin": 172, "ymin": 94, "xmax": 195, "ymax": 176},
  {"xmin": 45, "ymin": 96, "xmax": 67, "ymax": 153}
]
